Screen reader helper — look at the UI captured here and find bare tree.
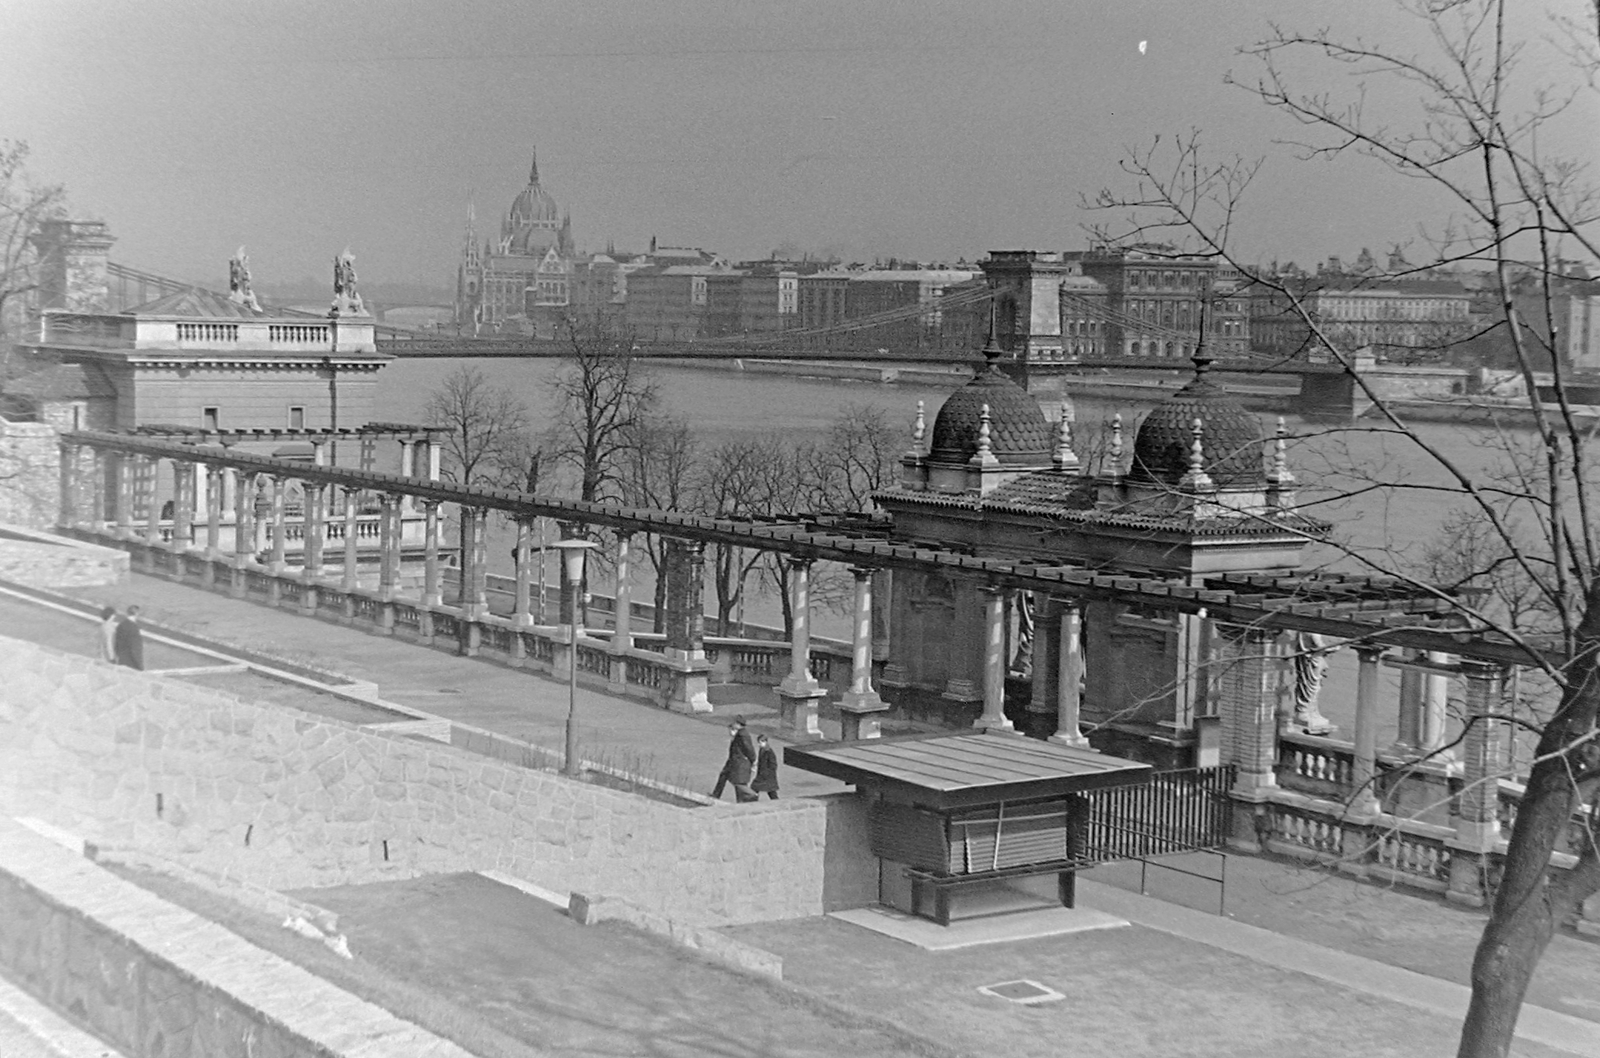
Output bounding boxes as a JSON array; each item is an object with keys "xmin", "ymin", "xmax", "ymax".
[
  {"xmin": 547, "ymin": 315, "xmax": 658, "ymax": 505},
  {"xmin": 423, "ymin": 364, "xmax": 531, "ymax": 599},
  {"xmin": 1088, "ymin": 3, "xmax": 1600, "ymax": 1054},
  {"xmin": 618, "ymin": 412, "xmax": 700, "ymax": 632},
  {"xmin": 693, "ymin": 436, "xmax": 789, "ymax": 634},
  {"xmin": 0, "ymin": 141, "xmax": 66, "ymax": 376},
  {"xmin": 793, "ymin": 402, "xmax": 901, "ymax": 513}
]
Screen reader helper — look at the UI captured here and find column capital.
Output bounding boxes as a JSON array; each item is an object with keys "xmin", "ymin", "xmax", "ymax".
[
  {"xmin": 1354, "ymin": 642, "xmax": 1388, "ymax": 662},
  {"xmin": 786, "ymin": 553, "xmax": 814, "ymax": 571},
  {"xmin": 1459, "ymin": 657, "xmax": 1509, "ymax": 681},
  {"xmin": 850, "ymin": 564, "xmax": 876, "ymax": 579}
]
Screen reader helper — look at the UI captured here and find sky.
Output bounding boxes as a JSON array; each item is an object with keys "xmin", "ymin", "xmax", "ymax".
[{"xmin": 2, "ymin": 0, "xmax": 1593, "ymax": 294}]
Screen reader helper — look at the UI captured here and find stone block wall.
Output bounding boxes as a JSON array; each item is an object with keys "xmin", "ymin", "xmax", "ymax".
[
  {"xmin": 0, "ymin": 635, "xmax": 868, "ymax": 927},
  {"xmin": 0, "ymin": 532, "xmax": 128, "ymax": 588},
  {"xmin": 0, "ymin": 417, "xmax": 59, "ymax": 528},
  {"xmin": 0, "ymin": 818, "xmax": 472, "ymax": 1058}
]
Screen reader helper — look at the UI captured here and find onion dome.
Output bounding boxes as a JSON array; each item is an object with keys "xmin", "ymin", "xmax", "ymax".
[
  {"xmin": 1129, "ymin": 354, "xmax": 1263, "ymax": 486},
  {"xmin": 928, "ymin": 334, "xmax": 1053, "ymax": 466}
]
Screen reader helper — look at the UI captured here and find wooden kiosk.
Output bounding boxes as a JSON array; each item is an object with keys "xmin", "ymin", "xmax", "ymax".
[{"xmin": 785, "ymin": 731, "xmax": 1152, "ymax": 925}]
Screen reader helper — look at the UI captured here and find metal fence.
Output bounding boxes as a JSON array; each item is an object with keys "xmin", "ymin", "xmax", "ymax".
[{"xmin": 1078, "ymin": 764, "xmax": 1235, "ymax": 865}]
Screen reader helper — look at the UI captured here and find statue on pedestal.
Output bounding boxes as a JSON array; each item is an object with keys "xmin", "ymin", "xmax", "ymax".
[
  {"xmin": 331, "ymin": 249, "xmax": 365, "ymax": 316},
  {"xmin": 227, "ymin": 246, "xmax": 262, "ymax": 313},
  {"xmin": 1292, "ymin": 631, "xmax": 1336, "ymax": 734}
]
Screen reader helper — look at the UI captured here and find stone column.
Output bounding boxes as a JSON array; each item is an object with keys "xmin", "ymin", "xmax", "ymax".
[
  {"xmin": 1351, "ymin": 646, "xmax": 1384, "ymax": 817},
  {"xmin": 230, "ymin": 471, "xmax": 254, "ymax": 597},
  {"xmin": 840, "ymin": 566, "xmax": 890, "ymax": 739},
  {"xmin": 513, "ymin": 519, "xmax": 534, "ymax": 627},
  {"xmin": 57, "ymin": 442, "xmax": 78, "ymax": 528},
  {"xmin": 303, "ymin": 481, "xmax": 325, "ymax": 580},
  {"xmin": 1050, "ymin": 601, "xmax": 1091, "ymax": 747},
  {"xmin": 114, "ymin": 455, "xmax": 134, "ymax": 539},
  {"xmin": 377, "ymin": 493, "xmax": 400, "ymax": 602},
  {"xmin": 221, "ymin": 463, "xmax": 237, "ymax": 513},
  {"xmin": 421, "ymin": 500, "xmax": 442, "ymax": 607},
  {"xmin": 778, "ymin": 556, "xmax": 826, "ymax": 738},
  {"xmin": 143, "ymin": 457, "xmax": 163, "ymax": 544},
  {"xmin": 611, "ymin": 532, "xmax": 633, "ymax": 651},
  {"xmin": 268, "ymin": 476, "xmax": 288, "ymax": 573},
  {"xmin": 1214, "ymin": 624, "xmax": 1279, "ymax": 849},
  {"xmin": 1394, "ymin": 648, "xmax": 1425, "ymax": 754},
  {"xmin": 1448, "ymin": 660, "xmax": 1506, "ymax": 907},
  {"xmin": 204, "ymin": 466, "xmax": 223, "ymax": 556},
  {"xmin": 662, "ymin": 537, "xmax": 711, "ymax": 713},
  {"xmin": 1028, "ymin": 594, "xmax": 1062, "ymax": 736},
  {"xmin": 398, "ymin": 440, "xmax": 416, "ymax": 514},
  {"xmin": 461, "ymin": 507, "xmax": 488, "ymax": 618},
  {"xmin": 971, "ymin": 585, "xmax": 1013, "ymax": 732},
  {"xmin": 340, "ymin": 487, "xmax": 360, "ymax": 593},
  {"xmin": 88, "ymin": 450, "xmax": 106, "ymax": 529},
  {"xmin": 608, "ymin": 532, "xmax": 634, "ymax": 689},
  {"xmin": 171, "ymin": 461, "xmax": 194, "ymax": 564},
  {"xmin": 427, "ymin": 439, "xmax": 442, "ymax": 481},
  {"xmin": 1422, "ymin": 651, "xmax": 1453, "ymax": 759}
]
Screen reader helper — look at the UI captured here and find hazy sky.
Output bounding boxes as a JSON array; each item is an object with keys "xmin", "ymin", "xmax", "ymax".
[{"xmin": 2, "ymin": 0, "xmax": 1591, "ymax": 292}]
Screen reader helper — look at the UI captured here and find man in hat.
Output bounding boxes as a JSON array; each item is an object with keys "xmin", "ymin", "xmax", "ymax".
[{"xmin": 710, "ymin": 716, "xmax": 757, "ymax": 802}]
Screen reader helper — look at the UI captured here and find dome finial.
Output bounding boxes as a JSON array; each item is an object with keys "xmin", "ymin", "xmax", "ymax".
[
  {"xmin": 1180, "ymin": 417, "xmax": 1215, "ymax": 491},
  {"xmin": 1053, "ymin": 414, "xmax": 1080, "ymax": 473},
  {"xmin": 1108, "ymin": 413, "xmax": 1124, "ymax": 480},
  {"xmin": 968, "ymin": 403, "xmax": 1001, "ymax": 470},
  {"xmin": 530, "ymin": 147, "xmax": 540, "ymax": 185},
  {"xmin": 912, "ymin": 401, "xmax": 926, "ymax": 446},
  {"xmin": 1266, "ymin": 415, "xmax": 1295, "ymax": 486},
  {"xmin": 978, "ymin": 296, "xmax": 1004, "ymax": 370}
]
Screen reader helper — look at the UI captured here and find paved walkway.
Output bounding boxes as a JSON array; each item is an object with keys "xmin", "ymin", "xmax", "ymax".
[{"xmin": 17, "ymin": 570, "xmax": 853, "ymax": 800}]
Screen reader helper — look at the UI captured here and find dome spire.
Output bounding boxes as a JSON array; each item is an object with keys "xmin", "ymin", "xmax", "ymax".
[
  {"xmin": 529, "ymin": 147, "xmax": 540, "ymax": 185},
  {"xmin": 968, "ymin": 404, "xmax": 1000, "ymax": 469}
]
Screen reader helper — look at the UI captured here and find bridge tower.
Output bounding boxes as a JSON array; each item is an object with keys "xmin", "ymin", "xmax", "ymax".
[
  {"xmin": 980, "ymin": 251, "xmax": 1076, "ymax": 419},
  {"xmin": 30, "ymin": 219, "xmax": 116, "ymax": 314}
]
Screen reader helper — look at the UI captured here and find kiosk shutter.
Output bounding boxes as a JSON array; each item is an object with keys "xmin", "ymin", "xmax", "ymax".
[
  {"xmin": 948, "ymin": 800, "xmax": 1070, "ymax": 874},
  {"xmin": 868, "ymin": 801, "xmax": 948, "ymax": 871}
]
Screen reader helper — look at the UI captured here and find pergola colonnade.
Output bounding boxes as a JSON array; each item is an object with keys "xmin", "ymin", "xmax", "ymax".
[{"xmin": 53, "ymin": 429, "xmax": 1551, "ymax": 905}]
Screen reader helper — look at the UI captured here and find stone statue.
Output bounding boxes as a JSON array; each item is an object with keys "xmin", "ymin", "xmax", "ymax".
[
  {"xmin": 1292, "ymin": 631, "xmax": 1335, "ymax": 734},
  {"xmin": 331, "ymin": 249, "xmax": 365, "ymax": 316},
  {"xmin": 227, "ymin": 246, "xmax": 262, "ymax": 312},
  {"xmin": 1012, "ymin": 590, "xmax": 1035, "ymax": 679}
]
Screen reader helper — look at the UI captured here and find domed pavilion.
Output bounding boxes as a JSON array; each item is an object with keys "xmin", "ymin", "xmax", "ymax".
[{"xmin": 876, "ymin": 338, "xmax": 1329, "ymax": 766}]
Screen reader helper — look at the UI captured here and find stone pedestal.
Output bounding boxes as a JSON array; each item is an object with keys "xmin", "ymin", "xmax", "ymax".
[
  {"xmin": 840, "ymin": 702, "xmax": 890, "ymax": 741},
  {"xmin": 778, "ymin": 683, "xmax": 826, "ymax": 739}
]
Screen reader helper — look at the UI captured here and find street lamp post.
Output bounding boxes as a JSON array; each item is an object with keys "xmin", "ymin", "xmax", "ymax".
[{"xmin": 554, "ymin": 538, "xmax": 599, "ymax": 778}]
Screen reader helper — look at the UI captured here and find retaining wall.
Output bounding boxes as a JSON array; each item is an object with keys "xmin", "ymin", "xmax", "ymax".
[
  {"xmin": 0, "ymin": 635, "xmax": 874, "ymax": 928},
  {"xmin": 0, "ymin": 526, "xmax": 128, "ymax": 588},
  {"xmin": 0, "ymin": 417, "xmax": 59, "ymax": 529},
  {"xmin": 0, "ymin": 817, "xmax": 470, "ymax": 1058}
]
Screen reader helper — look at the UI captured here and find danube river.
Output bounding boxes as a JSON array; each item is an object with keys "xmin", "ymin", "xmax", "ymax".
[{"xmin": 375, "ymin": 355, "xmax": 1529, "ymax": 567}]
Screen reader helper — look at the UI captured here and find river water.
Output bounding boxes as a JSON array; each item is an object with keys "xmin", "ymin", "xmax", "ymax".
[{"xmin": 374, "ymin": 357, "xmax": 1548, "ymax": 762}]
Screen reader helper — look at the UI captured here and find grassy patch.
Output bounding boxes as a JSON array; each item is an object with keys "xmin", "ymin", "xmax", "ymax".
[{"xmin": 100, "ymin": 863, "xmax": 548, "ymax": 1058}]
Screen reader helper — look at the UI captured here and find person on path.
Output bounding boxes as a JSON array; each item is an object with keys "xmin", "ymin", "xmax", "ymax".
[
  {"xmin": 710, "ymin": 717, "xmax": 757, "ymax": 802},
  {"xmin": 113, "ymin": 604, "xmax": 145, "ymax": 671},
  {"xmin": 751, "ymin": 734, "xmax": 780, "ymax": 800},
  {"xmin": 99, "ymin": 606, "xmax": 119, "ymax": 663}
]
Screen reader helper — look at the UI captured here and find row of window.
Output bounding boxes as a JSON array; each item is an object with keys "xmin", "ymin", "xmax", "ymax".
[{"xmin": 1127, "ymin": 269, "xmax": 1207, "ymax": 292}]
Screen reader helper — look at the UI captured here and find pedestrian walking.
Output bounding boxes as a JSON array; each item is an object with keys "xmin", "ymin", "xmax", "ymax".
[
  {"xmin": 99, "ymin": 606, "xmax": 119, "ymax": 663},
  {"xmin": 751, "ymin": 734, "xmax": 780, "ymax": 800},
  {"xmin": 710, "ymin": 716, "xmax": 757, "ymax": 802},
  {"xmin": 113, "ymin": 604, "xmax": 145, "ymax": 671}
]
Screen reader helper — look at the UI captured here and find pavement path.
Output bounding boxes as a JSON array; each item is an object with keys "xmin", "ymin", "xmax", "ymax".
[{"xmin": 15, "ymin": 571, "xmax": 853, "ymax": 800}]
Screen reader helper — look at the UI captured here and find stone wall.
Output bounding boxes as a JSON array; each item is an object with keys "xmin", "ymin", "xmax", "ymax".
[
  {"xmin": 0, "ymin": 529, "xmax": 128, "ymax": 587},
  {"xmin": 0, "ymin": 818, "xmax": 472, "ymax": 1058},
  {"xmin": 0, "ymin": 416, "xmax": 59, "ymax": 528},
  {"xmin": 0, "ymin": 635, "xmax": 871, "ymax": 927}
]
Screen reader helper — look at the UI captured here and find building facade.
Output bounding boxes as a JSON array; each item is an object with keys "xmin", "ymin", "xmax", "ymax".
[
  {"xmin": 455, "ymin": 151, "xmax": 578, "ymax": 337},
  {"xmin": 1249, "ymin": 259, "xmax": 1473, "ymax": 362}
]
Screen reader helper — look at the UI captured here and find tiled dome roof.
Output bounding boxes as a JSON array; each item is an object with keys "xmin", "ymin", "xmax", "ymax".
[
  {"xmin": 1129, "ymin": 357, "xmax": 1263, "ymax": 486},
  {"xmin": 928, "ymin": 359, "xmax": 1053, "ymax": 466}
]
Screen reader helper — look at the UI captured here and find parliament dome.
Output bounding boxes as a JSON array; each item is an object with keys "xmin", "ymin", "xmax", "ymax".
[{"xmin": 1129, "ymin": 356, "xmax": 1263, "ymax": 486}]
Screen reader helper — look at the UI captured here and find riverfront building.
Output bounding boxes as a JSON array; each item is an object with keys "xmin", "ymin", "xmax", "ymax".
[{"xmin": 455, "ymin": 151, "xmax": 578, "ymax": 337}]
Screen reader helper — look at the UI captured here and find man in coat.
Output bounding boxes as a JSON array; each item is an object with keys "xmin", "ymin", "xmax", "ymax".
[
  {"xmin": 710, "ymin": 716, "xmax": 757, "ymax": 802},
  {"xmin": 113, "ymin": 604, "xmax": 145, "ymax": 671},
  {"xmin": 751, "ymin": 734, "xmax": 780, "ymax": 800}
]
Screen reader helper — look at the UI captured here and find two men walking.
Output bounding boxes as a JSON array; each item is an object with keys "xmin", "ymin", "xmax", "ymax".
[
  {"xmin": 100, "ymin": 605, "xmax": 145, "ymax": 670},
  {"xmin": 710, "ymin": 716, "xmax": 780, "ymax": 802}
]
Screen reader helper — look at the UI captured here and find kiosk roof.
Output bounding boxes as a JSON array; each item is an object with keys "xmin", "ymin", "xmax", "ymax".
[{"xmin": 784, "ymin": 731, "xmax": 1152, "ymax": 809}]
